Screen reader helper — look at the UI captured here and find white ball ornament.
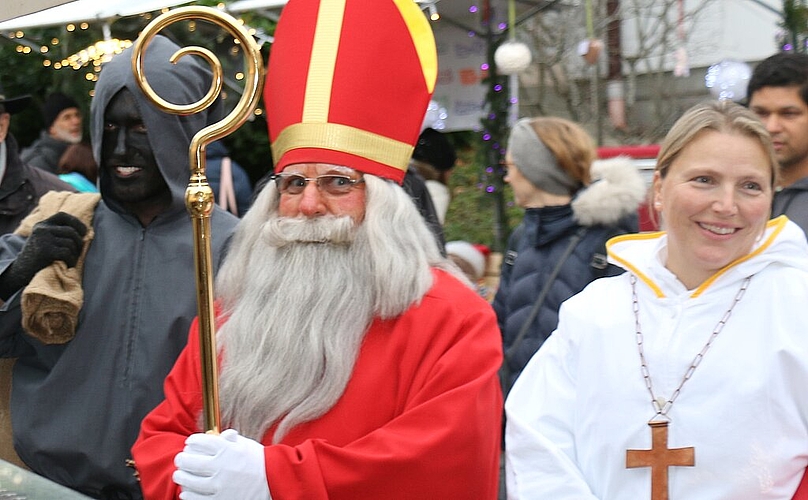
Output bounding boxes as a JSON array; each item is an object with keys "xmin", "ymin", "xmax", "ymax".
[
  {"xmin": 421, "ymin": 99, "xmax": 448, "ymax": 131},
  {"xmin": 494, "ymin": 40, "xmax": 532, "ymax": 75},
  {"xmin": 705, "ymin": 60, "xmax": 751, "ymax": 102}
]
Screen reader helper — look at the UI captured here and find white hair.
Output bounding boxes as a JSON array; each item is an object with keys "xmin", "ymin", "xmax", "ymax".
[{"xmin": 212, "ymin": 175, "xmax": 464, "ymax": 441}]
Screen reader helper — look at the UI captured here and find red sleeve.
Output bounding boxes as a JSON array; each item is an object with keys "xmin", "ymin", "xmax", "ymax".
[
  {"xmin": 794, "ymin": 468, "xmax": 808, "ymax": 500},
  {"xmin": 131, "ymin": 318, "xmax": 205, "ymax": 500}
]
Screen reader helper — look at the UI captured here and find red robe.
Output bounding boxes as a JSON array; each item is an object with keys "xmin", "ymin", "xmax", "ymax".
[
  {"xmin": 132, "ymin": 269, "xmax": 503, "ymax": 499},
  {"xmin": 795, "ymin": 470, "xmax": 808, "ymax": 499}
]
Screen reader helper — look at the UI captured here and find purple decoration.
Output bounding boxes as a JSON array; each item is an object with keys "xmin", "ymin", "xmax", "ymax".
[
  {"xmin": 494, "ymin": 85, "xmax": 503, "ymax": 92},
  {"xmin": 486, "ymin": 186, "xmax": 495, "ymax": 193},
  {"xmin": 498, "ymin": 23, "xmax": 507, "ymax": 31},
  {"xmin": 510, "ymin": 97, "xmax": 518, "ymax": 104},
  {"xmin": 483, "ymin": 133, "xmax": 492, "ymax": 141},
  {"xmin": 481, "ymin": 63, "xmax": 490, "ymax": 71},
  {"xmin": 486, "ymin": 166, "xmax": 494, "ymax": 173},
  {"xmin": 784, "ymin": 44, "xmax": 794, "ymax": 51},
  {"xmin": 469, "ymin": 6, "xmax": 478, "ymax": 13}
]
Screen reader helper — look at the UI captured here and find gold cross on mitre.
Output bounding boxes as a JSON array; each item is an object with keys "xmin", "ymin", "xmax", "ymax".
[{"xmin": 626, "ymin": 420, "xmax": 694, "ymax": 500}]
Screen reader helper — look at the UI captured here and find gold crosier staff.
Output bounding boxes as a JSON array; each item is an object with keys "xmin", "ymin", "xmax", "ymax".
[{"xmin": 131, "ymin": 6, "xmax": 265, "ymax": 433}]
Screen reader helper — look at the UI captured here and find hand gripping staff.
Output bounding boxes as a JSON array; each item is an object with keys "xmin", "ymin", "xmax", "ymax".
[{"xmin": 131, "ymin": 6, "xmax": 265, "ymax": 434}]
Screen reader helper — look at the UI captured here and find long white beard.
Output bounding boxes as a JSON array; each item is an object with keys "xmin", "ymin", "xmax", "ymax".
[
  {"xmin": 213, "ymin": 176, "xmax": 459, "ymax": 442},
  {"xmin": 216, "ymin": 216, "xmax": 374, "ymax": 442}
]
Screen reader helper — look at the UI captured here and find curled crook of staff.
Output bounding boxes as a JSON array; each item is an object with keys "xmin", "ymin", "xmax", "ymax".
[{"xmin": 130, "ymin": 5, "xmax": 266, "ymax": 434}]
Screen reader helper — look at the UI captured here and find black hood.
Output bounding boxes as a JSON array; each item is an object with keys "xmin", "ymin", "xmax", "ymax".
[{"xmin": 90, "ymin": 34, "xmax": 224, "ymax": 216}]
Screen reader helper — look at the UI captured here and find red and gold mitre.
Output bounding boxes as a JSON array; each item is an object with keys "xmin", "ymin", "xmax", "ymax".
[{"xmin": 265, "ymin": 0, "xmax": 438, "ymax": 184}]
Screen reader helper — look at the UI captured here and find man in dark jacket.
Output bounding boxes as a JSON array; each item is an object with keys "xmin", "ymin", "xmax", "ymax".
[
  {"xmin": 0, "ymin": 89, "xmax": 77, "ymax": 472},
  {"xmin": 0, "ymin": 36, "xmax": 238, "ymax": 499},
  {"xmin": 403, "ymin": 165, "xmax": 446, "ymax": 253},
  {"xmin": 0, "ymin": 91, "xmax": 76, "ymax": 235},
  {"xmin": 20, "ymin": 92, "xmax": 84, "ymax": 174}
]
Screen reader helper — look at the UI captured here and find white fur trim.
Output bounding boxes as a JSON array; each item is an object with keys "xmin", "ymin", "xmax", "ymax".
[{"xmin": 572, "ymin": 156, "xmax": 648, "ymax": 226}]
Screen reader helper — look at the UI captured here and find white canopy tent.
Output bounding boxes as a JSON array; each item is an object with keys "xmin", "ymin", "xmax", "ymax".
[
  {"xmin": 0, "ymin": 0, "xmax": 195, "ymax": 31},
  {"xmin": 3, "ymin": 0, "xmax": 73, "ymax": 24}
]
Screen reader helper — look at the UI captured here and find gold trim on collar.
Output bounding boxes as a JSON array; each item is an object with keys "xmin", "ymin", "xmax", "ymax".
[
  {"xmin": 607, "ymin": 232, "xmax": 666, "ymax": 298},
  {"xmin": 607, "ymin": 216, "xmax": 790, "ymax": 299},
  {"xmin": 272, "ymin": 122, "xmax": 413, "ymax": 171},
  {"xmin": 691, "ymin": 216, "xmax": 787, "ymax": 297}
]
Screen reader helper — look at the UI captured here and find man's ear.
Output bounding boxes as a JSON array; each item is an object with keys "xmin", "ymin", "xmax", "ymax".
[{"xmin": 0, "ymin": 113, "xmax": 9, "ymax": 143}]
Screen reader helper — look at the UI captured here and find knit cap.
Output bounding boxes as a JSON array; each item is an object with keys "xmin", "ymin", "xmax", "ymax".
[
  {"xmin": 413, "ymin": 128, "xmax": 456, "ymax": 172},
  {"xmin": 42, "ymin": 92, "xmax": 79, "ymax": 128},
  {"xmin": 507, "ymin": 118, "xmax": 579, "ymax": 195},
  {"xmin": 446, "ymin": 240, "xmax": 486, "ymax": 281}
]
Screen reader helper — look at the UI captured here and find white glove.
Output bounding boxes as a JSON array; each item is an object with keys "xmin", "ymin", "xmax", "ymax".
[{"xmin": 173, "ymin": 428, "xmax": 271, "ymax": 500}]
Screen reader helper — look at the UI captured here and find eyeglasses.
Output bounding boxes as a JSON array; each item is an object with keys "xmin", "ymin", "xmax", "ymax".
[{"xmin": 271, "ymin": 172, "xmax": 365, "ymax": 196}]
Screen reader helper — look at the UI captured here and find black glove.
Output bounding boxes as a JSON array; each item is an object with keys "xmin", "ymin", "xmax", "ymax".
[{"xmin": 0, "ymin": 212, "xmax": 87, "ymax": 300}]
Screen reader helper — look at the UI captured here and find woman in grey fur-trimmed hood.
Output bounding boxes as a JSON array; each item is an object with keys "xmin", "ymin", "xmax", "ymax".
[{"xmin": 493, "ymin": 116, "xmax": 647, "ymax": 394}]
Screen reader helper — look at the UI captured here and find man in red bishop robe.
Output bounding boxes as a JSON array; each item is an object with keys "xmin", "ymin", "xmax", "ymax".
[{"xmin": 129, "ymin": 0, "xmax": 503, "ymax": 498}]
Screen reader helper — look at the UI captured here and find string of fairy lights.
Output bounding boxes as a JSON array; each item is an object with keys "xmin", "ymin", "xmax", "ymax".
[
  {"xmin": 7, "ymin": 22, "xmax": 132, "ymax": 82},
  {"xmin": 4, "ymin": 3, "xmax": 265, "ymax": 117}
]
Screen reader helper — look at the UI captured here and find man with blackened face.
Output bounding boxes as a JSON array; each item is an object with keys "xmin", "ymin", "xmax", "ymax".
[
  {"xmin": 101, "ymin": 89, "xmax": 170, "ymax": 226},
  {"xmin": 0, "ymin": 35, "xmax": 238, "ymax": 498}
]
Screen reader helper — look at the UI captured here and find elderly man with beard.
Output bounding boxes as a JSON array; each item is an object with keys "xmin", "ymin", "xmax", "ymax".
[
  {"xmin": 0, "ymin": 90, "xmax": 76, "ymax": 235},
  {"xmin": 0, "ymin": 35, "xmax": 238, "ymax": 499},
  {"xmin": 130, "ymin": 1, "xmax": 504, "ymax": 499},
  {"xmin": 21, "ymin": 92, "xmax": 84, "ymax": 174}
]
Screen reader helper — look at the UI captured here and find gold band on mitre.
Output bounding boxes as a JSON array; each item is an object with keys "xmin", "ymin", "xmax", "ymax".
[{"xmin": 272, "ymin": 123, "xmax": 415, "ymax": 175}]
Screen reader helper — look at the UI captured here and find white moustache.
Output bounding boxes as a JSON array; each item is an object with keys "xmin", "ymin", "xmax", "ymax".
[{"xmin": 262, "ymin": 216, "xmax": 358, "ymax": 247}]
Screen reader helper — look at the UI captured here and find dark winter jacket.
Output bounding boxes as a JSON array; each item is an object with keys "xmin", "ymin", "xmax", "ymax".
[
  {"xmin": 493, "ymin": 157, "xmax": 646, "ymax": 392},
  {"xmin": 205, "ymin": 140, "xmax": 254, "ymax": 217},
  {"xmin": 772, "ymin": 176, "xmax": 808, "ymax": 239},
  {"xmin": 0, "ymin": 134, "xmax": 76, "ymax": 234},
  {"xmin": 20, "ymin": 130, "xmax": 71, "ymax": 174},
  {"xmin": 0, "ymin": 35, "xmax": 239, "ymax": 499},
  {"xmin": 403, "ymin": 165, "xmax": 446, "ymax": 254}
]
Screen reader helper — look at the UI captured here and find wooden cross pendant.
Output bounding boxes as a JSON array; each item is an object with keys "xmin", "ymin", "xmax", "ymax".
[{"xmin": 626, "ymin": 420, "xmax": 694, "ymax": 500}]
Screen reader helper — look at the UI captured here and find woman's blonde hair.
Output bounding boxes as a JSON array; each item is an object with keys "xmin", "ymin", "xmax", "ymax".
[{"xmin": 656, "ymin": 100, "xmax": 779, "ymax": 187}]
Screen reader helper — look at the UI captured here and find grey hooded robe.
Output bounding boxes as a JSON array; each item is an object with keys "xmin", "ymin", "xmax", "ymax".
[{"xmin": 0, "ymin": 36, "xmax": 239, "ymax": 498}]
